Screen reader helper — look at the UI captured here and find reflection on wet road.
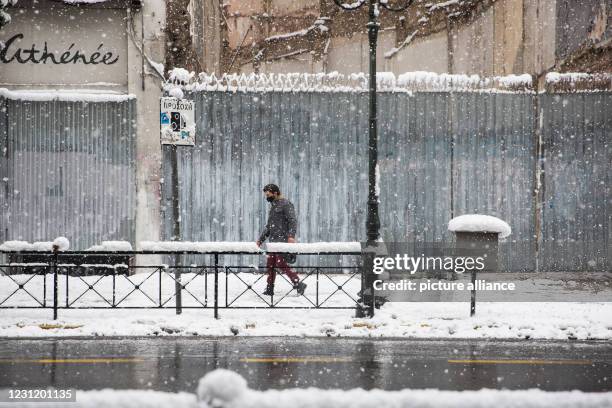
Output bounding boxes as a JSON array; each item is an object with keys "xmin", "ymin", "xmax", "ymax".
[{"xmin": 1, "ymin": 337, "xmax": 610, "ymax": 392}]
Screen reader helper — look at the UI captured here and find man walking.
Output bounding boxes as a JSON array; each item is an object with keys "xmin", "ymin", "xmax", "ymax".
[{"xmin": 256, "ymin": 184, "xmax": 307, "ymax": 296}]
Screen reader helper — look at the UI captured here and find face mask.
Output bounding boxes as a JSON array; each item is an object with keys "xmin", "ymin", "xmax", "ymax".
[{"xmin": 266, "ymin": 196, "xmax": 275, "ymax": 202}]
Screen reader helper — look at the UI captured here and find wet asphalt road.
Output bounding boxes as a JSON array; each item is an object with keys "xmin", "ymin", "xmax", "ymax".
[{"xmin": 0, "ymin": 337, "xmax": 610, "ymax": 393}]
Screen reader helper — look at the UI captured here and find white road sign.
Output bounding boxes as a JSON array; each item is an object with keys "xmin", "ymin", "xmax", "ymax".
[{"xmin": 160, "ymin": 97, "xmax": 196, "ymax": 146}]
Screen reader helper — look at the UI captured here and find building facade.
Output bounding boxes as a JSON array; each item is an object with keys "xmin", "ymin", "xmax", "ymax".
[
  {"xmin": 189, "ymin": 0, "xmax": 611, "ymax": 78},
  {"xmin": 0, "ymin": 0, "xmax": 166, "ymax": 249}
]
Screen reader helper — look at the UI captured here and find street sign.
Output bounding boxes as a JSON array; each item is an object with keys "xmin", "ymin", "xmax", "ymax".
[{"xmin": 160, "ymin": 97, "xmax": 195, "ymax": 146}]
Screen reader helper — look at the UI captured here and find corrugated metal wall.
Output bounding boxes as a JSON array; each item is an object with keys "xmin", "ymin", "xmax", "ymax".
[
  {"xmin": 162, "ymin": 90, "xmax": 610, "ymax": 272},
  {"xmin": 539, "ymin": 93, "xmax": 611, "ymax": 271},
  {"xmin": 0, "ymin": 97, "xmax": 137, "ymax": 250},
  {"xmin": 1, "ymin": 89, "xmax": 608, "ymax": 272}
]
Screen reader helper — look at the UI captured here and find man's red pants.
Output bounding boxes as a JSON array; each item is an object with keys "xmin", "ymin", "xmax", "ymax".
[{"xmin": 266, "ymin": 254, "xmax": 299, "ymax": 285}]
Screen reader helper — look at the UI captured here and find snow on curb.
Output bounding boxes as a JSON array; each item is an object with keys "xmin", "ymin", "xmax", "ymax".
[
  {"xmin": 3, "ymin": 389, "xmax": 197, "ymax": 408},
  {"xmin": 195, "ymin": 370, "xmax": 612, "ymax": 408},
  {"xmin": 5, "ymin": 370, "xmax": 612, "ymax": 408}
]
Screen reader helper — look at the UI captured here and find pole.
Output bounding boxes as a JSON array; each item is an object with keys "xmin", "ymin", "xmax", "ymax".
[
  {"xmin": 470, "ymin": 270, "xmax": 476, "ymax": 316},
  {"xmin": 171, "ymin": 144, "xmax": 182, "ymax": 315},
  {"xmin": 361, "ymin": 0, "xmax": 381, "ymax": 318},
  {"xmin": 333, "ymin": 0, "xmax": 415, "ymax": 318},
  {"xmin": 52, "ymin": 251, "xmax": 58, "ymax": 320},
  {"xmin": 214, "ymin": 253, "xmax": 219, "ymax": 319}
]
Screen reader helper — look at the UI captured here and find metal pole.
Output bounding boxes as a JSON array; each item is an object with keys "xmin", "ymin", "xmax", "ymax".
[
  {"xmin": 214, "ymin": 253, "xmax": 219, "ymax": 319},
  {"xmin": 175, "ymin": 257, "xmax": 182, "ymax": 315},
  {"xmin": 361, "ymin": 0, "xmax": 381, "ymax": 318},
  {"xmin": 171, "ymin": 145, "xmax": 181, "ymax": 242},
  {"xmin": 171, "ymin": 144, "xmax": 182, "ymax": 315},
  {"xmin": 52, "ymin": 251, "xmax": 58, "ymax": 320},
  {"xmin": 470, "ymin": 270, "xmax": 476, "ymax": 316}
]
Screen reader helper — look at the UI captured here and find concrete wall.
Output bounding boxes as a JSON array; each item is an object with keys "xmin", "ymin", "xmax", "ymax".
[
  {"xmin": 523, "ymin": 0, "xmax": 557, "ymax": 74},
  {"xmin": 452, "ymin": 6, "xmax": 496, "ymax": 75},
  {"xmin": 389, "ymin": 30, "xmax": 449, "ymax": 74},
  {"xmin": 128, "ymin": 0, "xmax": 166, "ymax": 251},
  {"xmin": 199, "ymin": 0, "xmax": 604, "ymax": 77}
]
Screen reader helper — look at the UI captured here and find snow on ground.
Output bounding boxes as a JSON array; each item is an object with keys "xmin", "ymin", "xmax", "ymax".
[
  {"xmin": 4, "ymin": 369, "xmax": 612, "ymax": 408},
  {"xmin": 1, "ymin": 389, "xmax": 197, "ymax": 408},
  {"xmin": 0, "ymin": 269, "xmax": 610, "ymax": 339},
  {"xmin": 196, "ymin": 369, "xmax": 612, "ymax": 408}
]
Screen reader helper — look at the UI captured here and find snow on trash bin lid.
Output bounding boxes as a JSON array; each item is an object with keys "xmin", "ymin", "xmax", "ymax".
[{"xmin": 448, "ymin": 214, "xmax": 511, "ymax": 239}]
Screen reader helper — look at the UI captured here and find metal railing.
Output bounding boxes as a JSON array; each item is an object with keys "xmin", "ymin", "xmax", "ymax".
[{"xmin": 0, "ymin": 250, "xmax": 363, "ymax": 319}]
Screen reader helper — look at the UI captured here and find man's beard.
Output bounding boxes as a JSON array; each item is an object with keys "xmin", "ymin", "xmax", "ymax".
[{"xmin": 266, "ymin": 196, "xmax": 275, "ymax": 202}]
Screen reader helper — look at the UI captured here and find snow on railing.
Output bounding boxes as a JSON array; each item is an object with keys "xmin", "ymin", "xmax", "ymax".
[
  {"xmin": 0, "ymin": 237, "xmax": 70, "ymax": 252},
  {"xmin": 0, "ymin": 240, "xmax": 362, "ymax": 254},
  {"xmin": 139, "ymin": 241, "xmax": 262, "ymax": 253},
  {"xmin": 164, "ymin": 70, "xmax": 535, "ymax": 94}
]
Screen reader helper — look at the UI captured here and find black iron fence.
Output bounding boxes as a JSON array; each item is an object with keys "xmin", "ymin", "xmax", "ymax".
[{"xmin": 0, "ymin": 250, "xmax": 363, "ymax": 320}]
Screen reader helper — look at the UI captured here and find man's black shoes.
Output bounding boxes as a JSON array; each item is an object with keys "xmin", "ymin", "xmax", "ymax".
[
  {"xmin": 263, "ymin": 284, "xmax": 274, "ymax": 296},
  {"xmin": 263, "ymin": 282, "xmax": 306, "ymax": 296},
  {"xmin": 294, "ymin": 281, "xmax": 307, "ymax": 295}
]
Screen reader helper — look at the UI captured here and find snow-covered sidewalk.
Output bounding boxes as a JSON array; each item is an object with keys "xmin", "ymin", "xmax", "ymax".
[
  {"xmin": 1, "ymin": 302, "xmax": 610, "ymax": 340},
  {"xmin": 1, "ymin": 270, "xmax": 610, "ymax": 339},
  {"xmin": 4, "ymin": 369, "xmax": 612, "ymax": 408}
]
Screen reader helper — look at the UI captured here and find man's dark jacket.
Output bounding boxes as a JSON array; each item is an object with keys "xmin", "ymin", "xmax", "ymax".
[{"xmin": 259, "ymin": 197, "xmax": 297, "ymax": 243}]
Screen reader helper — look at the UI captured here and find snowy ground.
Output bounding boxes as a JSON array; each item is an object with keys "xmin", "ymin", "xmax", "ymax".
[
  {"xmin": 0, "ymin": 271, "xmax": 610, "ymax": 339},
  {"xmin": 3, "ymin": 369, "xmax": 612, "ymax": 408}
]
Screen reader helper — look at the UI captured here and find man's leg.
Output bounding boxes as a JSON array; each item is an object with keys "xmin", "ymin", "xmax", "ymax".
[
  {"xmin": 276, "ymin": 256, "xmax": 299, "ymax": 284},
  {"xmin": 266, "ymin": 255, "xmax": 277, "ymax": 285}
]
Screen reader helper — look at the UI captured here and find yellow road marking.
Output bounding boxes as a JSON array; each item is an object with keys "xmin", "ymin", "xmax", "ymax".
[
  {"xmin": 0, "ymin": 358, "xmax": 144, "ymax": 364},
  {"xmin": 240, "ymin": 357, "xmax": 351, "ymax": 363},
  {"xmin": 448, "ymin": 359, "xmax": 592, "ymax": 365}
]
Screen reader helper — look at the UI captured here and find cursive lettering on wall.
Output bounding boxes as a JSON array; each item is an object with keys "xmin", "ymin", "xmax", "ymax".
[{"xmin": 0, "ymin": 34, "xmax": 119, "ymax": 65}]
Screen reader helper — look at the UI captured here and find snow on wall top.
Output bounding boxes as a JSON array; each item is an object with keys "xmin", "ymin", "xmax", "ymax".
[
  {"xmin": 165, "ymin": 70, "xmax": 535, "ymax": 94},
  {"xmin": 448, "ymin": 215, "xmax": 511, "ymax": 239},
  {"xmin": 545, "ymin": 72, "xmax": 612, "ymax": 92},
  {"xmin": 59, "ymin": 0, "xmax": 112, "ymax": 4},
  {"xmin": 0, "ymin": 88, "xmax": 136, "ymax": 102}
]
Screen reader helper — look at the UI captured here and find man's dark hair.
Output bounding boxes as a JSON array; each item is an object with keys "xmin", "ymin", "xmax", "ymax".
[{"xmin": 263, "ymin": 184, "xmax": 281, "ymax": 194}]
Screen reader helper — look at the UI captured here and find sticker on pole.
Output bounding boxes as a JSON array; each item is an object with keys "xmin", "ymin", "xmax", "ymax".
[{"xmin": 160, "ymin": 97, "xmax": 195, "ymax": 146}]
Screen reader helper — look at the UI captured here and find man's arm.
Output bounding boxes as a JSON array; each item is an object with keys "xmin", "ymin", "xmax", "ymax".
[
  {"xmin": 258, "ymin": 224, "xmax": 270, "ymax": 245},
  {"xmin": 258, "ymin": 211, "xmax": 271, "ymax": 245}
]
